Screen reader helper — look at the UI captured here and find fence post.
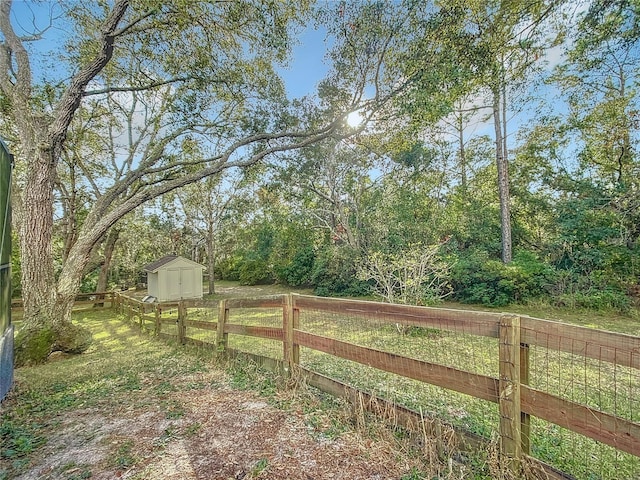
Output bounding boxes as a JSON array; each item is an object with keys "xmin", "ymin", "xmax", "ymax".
[
  {"xmin": 499, "ymin": 314, "xmax": 522, "ymax": 474},
  {"xmin": 154, "ymin": 304, "xmax": 161, "ymax": 335},
  {"xmin": 520, "ymin": 340, "xmax": 531, "ymax": 456},
  {"xmin": 177, "ymin": 301, "xmax": 186, "ymax": 344},
  {"xmin": 93, "ymin": 291, "xmax": 106, "ymax": 309},
  {"xmin": 138, "ymin": 303, "xmax": 144, "ymax": 329},
  {"xmin": 216, "ymin": 299, "xmax": 228, "ymax": 354},
  {"xmin": 283, "ymin": 294, "xmax": 299, "ymax": 376}
]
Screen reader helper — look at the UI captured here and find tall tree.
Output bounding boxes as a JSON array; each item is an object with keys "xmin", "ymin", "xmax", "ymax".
[
  {"xmin": 553, "ymin": 0, "xmax": 639, "ymax": 188},
  {"xmin": 323, "ymin": 1, "xmax": 560, "ymax": 264},
  {"xmin": 0, "ymin": 0, "xmax": 356, "ymax": 364},
  {"xmin": 172, "ymin": 173, "xmax": 242, "ymax": 295},
  {"xmin": 471, "ymin": 0, "xmax": 556, "ymax": 263},
  {"xmin": 274, "ymin": 138, "xmax": 380, "ymax": 252},
  {"xmin": 543, "ymin": 0, "xmax": 640, "ymax": 289}
]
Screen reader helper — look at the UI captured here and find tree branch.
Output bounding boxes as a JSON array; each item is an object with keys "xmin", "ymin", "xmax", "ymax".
[
  {"xmin": 0, "ymin": 0, "xmax": 32, "ymax": 98},
  {"xmin": 83, "ymin": 76, "xmax": 192, "ymax": 97},
  {"xmin": 48, "ymin": 0, "xmax": 130, "ymax": 158}
]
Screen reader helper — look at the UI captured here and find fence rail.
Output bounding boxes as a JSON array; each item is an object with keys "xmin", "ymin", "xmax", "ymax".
[
  {"xmin": 11, "ymin": 291, "xmax": 115, "ymax": 311},
  {"xmin": 113, "ymin": 292, "xmax": 640, "ymax": 479}
]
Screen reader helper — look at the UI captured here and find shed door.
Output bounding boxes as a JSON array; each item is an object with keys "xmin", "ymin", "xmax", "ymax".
[
  {"xmin": 166, "ymin": 268, "xmax": 182, "ymax": 300},
  {"xmin": 180, "ymin": 268, "xmax": 194, "ymax": 298}
]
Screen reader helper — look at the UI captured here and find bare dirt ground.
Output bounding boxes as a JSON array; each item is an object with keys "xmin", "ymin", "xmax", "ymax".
[{"xmin": 13, "ymin": 369, "xmax": 417, "ymax": 480}]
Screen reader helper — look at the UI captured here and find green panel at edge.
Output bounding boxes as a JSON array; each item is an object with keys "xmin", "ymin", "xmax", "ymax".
[
  {"xmin": 0, "ymin": 268, "xmax": 9, "ymax": 332},
  {"xmin": 0, "ymin": 140, "xmax": 10, "ymax": 266}
]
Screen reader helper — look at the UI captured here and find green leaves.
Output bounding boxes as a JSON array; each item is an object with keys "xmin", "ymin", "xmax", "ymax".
[{"xmin": 358, "ymin": 245, "xmax": 452, "ymax": 306}]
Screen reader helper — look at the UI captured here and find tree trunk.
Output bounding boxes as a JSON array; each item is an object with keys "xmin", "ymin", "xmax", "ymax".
[
  {"xmin": 493, "ymin": 84, "xmax": 512, "ymax": 264},
  {"xmin": 14, "ymin": 148, "xmax": 92, "ymax": 366},
  {"xmin": 17, "ymin": 150, "xmax": 57, "ymax": 331},
  {"xmin": 206, "ymin": 228, "xmax": 216, "ymax": 295},
  {"xmin": 457, "ymin": 111, "xmax": 467, "ymax": 190},
  {"xmin": 95, "ymin": 228, "xmax": 120, "ymax": 305},
  {"xmin": 4, "ymin": 0, "xmax": 131, "ymax": 366}
]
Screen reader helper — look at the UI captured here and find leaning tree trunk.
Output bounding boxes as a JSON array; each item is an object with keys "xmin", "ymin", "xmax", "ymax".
[{"xmin": 14, "ymin": 149, "xmax": 92, "ymax": 366}]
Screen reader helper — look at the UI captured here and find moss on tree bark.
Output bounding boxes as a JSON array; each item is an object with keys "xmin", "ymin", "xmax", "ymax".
[{"xmin": 14, "ymin": 323, "xmax": 92, "ymax": 366}]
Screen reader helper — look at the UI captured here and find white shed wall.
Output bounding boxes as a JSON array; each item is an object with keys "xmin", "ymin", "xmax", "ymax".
[
  {"xmin": 149, "ymin": 257, "xmax": 204, "ymax": 302},
  {"xmin": 147, "ymin": 272, "xmax": 159, "ymax": 299}
]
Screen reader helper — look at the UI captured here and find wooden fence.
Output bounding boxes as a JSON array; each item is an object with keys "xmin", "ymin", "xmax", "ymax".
[
  {"xmin": 11, "ymin": 291, "xmax": 115, "ymax": 311},
  {"xmin": 113, "ymin": 292, "xmax": 640, "ymax": 479}
]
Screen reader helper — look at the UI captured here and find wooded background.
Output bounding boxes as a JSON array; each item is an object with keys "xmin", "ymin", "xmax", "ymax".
[{"xmin": 8, "ymin": 1, "xmax": 635, "ymax": 310}]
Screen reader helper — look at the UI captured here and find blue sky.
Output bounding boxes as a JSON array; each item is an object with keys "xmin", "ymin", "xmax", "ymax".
[{"xmin": 279, "ymin": 27, "xmax": 331, "ymax": 99}]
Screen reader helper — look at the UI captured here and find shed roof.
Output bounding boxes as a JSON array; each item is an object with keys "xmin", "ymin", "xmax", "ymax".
[{"xmin": 143, "ymin": 255, "xmax": 204, "ymax": 273}]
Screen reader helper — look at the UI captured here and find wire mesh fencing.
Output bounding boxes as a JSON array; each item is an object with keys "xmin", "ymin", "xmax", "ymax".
[
  {"xmin": 296, "ymin": 301, "xmax": 500, "ymax": 439},
  {"xmin": 224, "ymin": 296, "xmax": 285, "ymax": 361},
  {"xmin": 521, "ymin": 319, "xmax": 640, "ymax": 479},
  {"xmin": 290, "ymin": 295, "xmax": 640, "ymax": 479},
  {"xmin": 113, "ymin": 292, "xmax": 640, "ymax": 479},
  {"xmin": 182, "ymin": 301, "xmax": 219, "ymax": 346}
]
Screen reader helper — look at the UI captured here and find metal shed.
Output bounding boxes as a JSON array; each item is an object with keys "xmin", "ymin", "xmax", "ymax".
[{"xmin": 143, "ymin": 255, "xmax": 205, "ymax": 302}]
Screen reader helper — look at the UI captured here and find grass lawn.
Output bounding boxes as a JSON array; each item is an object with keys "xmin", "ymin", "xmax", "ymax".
[
  {"xmin": 2, "ymin": 307, "xmax": 478, "ymax": 480},
  {"xmin": 5, "ymin": 285, "xmax": 640, "ymax": 479}
]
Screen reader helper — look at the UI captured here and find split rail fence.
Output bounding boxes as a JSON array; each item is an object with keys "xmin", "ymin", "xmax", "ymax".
[
  {"xmin": 112, "ymin": 292, "xmax": 640, "ymax": 479},
  {"xmin": 11, "ymin": 291, "xmax": 115, "ymax": 311}
]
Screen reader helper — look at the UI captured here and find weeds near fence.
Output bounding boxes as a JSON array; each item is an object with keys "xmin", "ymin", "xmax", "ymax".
[
  {"xmin": 224, "ymin": 353, "xmax": 491, "ymax": 479},
  {"xmin": 210, "ymin": 304, "xmax": 640, "ymax": 478},
  {"xmin": 114, "ymin": 292, "xmax": 640, "ymax": 480}
]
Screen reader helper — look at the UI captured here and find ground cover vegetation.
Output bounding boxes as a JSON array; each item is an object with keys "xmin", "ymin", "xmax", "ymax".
[
  {"xmin": 20, "ymin": 285, "xmax": 637, "ymax": 479},
  {"xmin": 2, "ymin": 308, "xmax": 500, "ymax": 480},
  {"xmin": 2, "ymin": 0, "xmax": 639, "ymax": 364}
]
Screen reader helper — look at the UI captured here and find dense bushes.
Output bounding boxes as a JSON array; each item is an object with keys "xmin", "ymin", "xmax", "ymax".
[
  {"xmin": 219, "ymin": 242, "xmax": 633, "ymax": 311},
  {"xmin": 237, "ymin": 257, "xmax": 274, "ymax": 285},
  {"xmin": 211, "ymin": 184, "xmax": 637, "ymax": 311},
  {"xmin": 274, "ymin": 246, "xmax": 315, "ymax": 287},
  {"xmin": 448, "ymin": 249, "xmax": 632, "ymax": 311},
  {"xmin": 546, "ymin": 269, "xmax": 632, "ymax": 311},
  {"xmin": 310, "ymin": 246, "xmax": 371, "ymax": 297},
  {"xmin": 217, "ymin": 240, "xmax": 370, "ymax": 296},
  {"xmin": 216, "ymin": 254, "xmax": 275, "ymax": 285},
  {"xmin": 450, "ymin": 250, "xmax": 556, "ymax": 307},
  {"xmin": 552, "ymin": 288, "xmax": 631, "ymax": 311}
]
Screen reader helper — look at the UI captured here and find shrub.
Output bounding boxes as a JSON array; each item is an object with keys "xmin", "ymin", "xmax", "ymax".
[
  {"xmin": 311, "ymin": 246, "xmax": 371, "ymax": 297},
  {"xmin": 358, "ymin": 245, "xmax": 452, "ymax": 306},
  {"xmin": 450, "ymin": 250, "xmax": 556, "ymax": 307},
  {"xmin": 237, "ymin": 258, "xmax": 274, "ymax": 286},
  {"xmin": 216, "ymin": 256, "xmax": 241, "ymax": 281},
  {"xmin": 552, "ymin": 289, "xmax": 631, "ymax": 312},
  {"xmin": 274, "ymin": 246, "xmax": 315, "ymax": 287}
]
